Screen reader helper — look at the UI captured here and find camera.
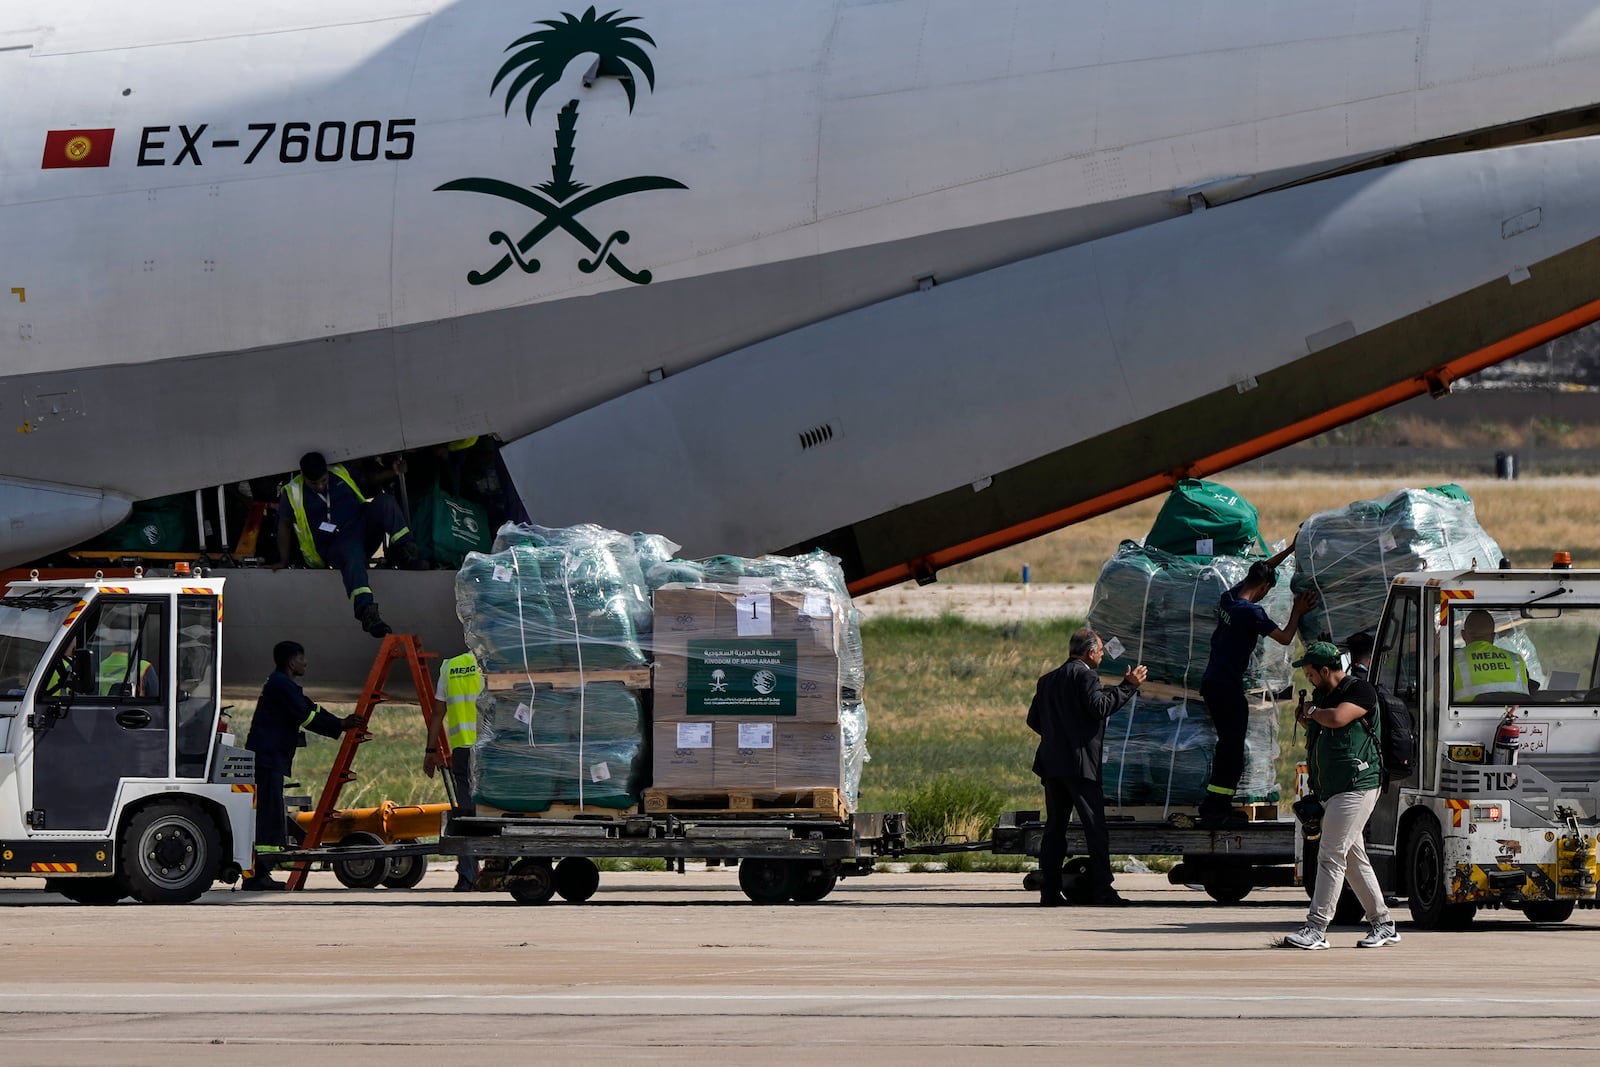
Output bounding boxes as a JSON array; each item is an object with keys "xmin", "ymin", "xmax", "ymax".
[{"xmin": 1292, "ymin": 794, "xmax": 1324, "ymax": 842}]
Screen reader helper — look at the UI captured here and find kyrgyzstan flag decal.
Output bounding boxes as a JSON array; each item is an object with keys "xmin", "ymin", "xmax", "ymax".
[{"xmin": 41, "ymin": 128, "xmax": 115, "ymax": 169}]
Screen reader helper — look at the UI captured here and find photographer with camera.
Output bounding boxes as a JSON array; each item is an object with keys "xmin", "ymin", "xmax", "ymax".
[{"xmin": 1284, "ymin": 642, "xmax": 1400, "ymax": 950}]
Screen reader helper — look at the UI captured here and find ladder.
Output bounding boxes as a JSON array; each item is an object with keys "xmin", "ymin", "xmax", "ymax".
[{"xmin": 285, "ymin": 633, "xmax": 452, "ymax": 891}]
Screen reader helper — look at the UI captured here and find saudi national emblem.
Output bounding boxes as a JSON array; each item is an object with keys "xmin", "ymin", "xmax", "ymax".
[{"xmin": 438, "ymin": 6, "xmax": 687, "ymax": 286}]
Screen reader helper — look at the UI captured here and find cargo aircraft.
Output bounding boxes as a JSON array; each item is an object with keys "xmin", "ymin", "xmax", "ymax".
[{"xmin": 8, "ymin": 0, "xmax": 1600, "ymax": 592}]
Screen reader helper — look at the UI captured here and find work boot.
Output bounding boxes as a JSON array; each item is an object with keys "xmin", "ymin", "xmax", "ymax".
[
  {"xmin": 359, "ymin": 604, "xmax": 392, "ymax": 639},
  {"xmin": 240, "ymin": 873, "xmax": 286, "ymax": 891},
  {"xmin": 1089, "ymin": 889, "xmax": 1130, "ymax": 907}
]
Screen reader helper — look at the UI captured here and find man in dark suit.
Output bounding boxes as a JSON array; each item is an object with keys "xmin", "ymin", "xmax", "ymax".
[{"xmin": 1028, "ymin": 628, "xmax": 1147, "ymax": 907}]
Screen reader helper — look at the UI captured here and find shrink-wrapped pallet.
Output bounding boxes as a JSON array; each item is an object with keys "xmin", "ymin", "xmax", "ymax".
[
  {"xmin": 1088, "ymin": 541, "xmax": 1297, "ymax": 693},
  {"xmin": 649, "ymin": 578, "xmax": 868, "ymax": 811},
  {"xmin": 457, "ymin": 524, "xmax": 659, "ymax": 812},
  {"xmin": 472, "ymin": 682, "xmax": 646, "ymax": 811},
  {"xmin": 1291, "ymin": 485, "xmax": 1544, "ymax": 682},
  {"xmin": 456, "ymin": 538, "xmax": 651, "ymax": 673},
  {"xmin": 1101, "ymin": 692, "xmax": 1280, "ymax": 808}
]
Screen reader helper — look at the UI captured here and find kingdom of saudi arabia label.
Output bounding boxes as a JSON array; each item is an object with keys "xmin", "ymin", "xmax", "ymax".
[{"xmin": 686, "ymin": 639, "xmax": 797, "ymax": 715}]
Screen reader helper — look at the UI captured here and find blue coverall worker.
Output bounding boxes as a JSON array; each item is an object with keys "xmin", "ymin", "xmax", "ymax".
[
  {"xmin": 241, "ymin": 640, "xmax": 358, "ymax": 891},
  {"xmin": 1198, "ymin": 541, "xmax": 1315, "ymax": 829},
  {"xmin": 274, "ymin": 451, "xmax": 422, "ymax": 638}
]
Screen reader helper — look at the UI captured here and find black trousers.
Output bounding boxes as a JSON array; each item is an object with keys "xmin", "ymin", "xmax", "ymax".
[
  {"xmin": 450, "ymin": 745, "xmax": 479, "ymax": 884},
  {"xmin": 318, "ymin": 494, "xmax": 413, "ymax": 621},
  {"xmin": 1200, "ymin": 679, "xmax": 1249, "ymax": 806},
  {"xmin": 254, "ymin": 765, "xmax": 287, "ymax": 850},
  {"xmin": 1038, "ymin": 775, "xmax": 1112, "ymax": 897}
]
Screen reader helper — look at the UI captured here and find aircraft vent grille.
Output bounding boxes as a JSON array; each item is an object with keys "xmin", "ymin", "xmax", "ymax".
[{"xmin": 798, "ymin": 423, "xmax": 835, "ymax": 451}]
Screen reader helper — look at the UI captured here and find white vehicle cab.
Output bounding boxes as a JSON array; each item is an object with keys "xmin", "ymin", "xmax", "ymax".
[
  {"xmin": 1354, "ymin": 559, "xmax": 1600, "ymax": 928},
  {"xmin": 0, "ymin": 573, "xmax": 254, "ymax": 902}
]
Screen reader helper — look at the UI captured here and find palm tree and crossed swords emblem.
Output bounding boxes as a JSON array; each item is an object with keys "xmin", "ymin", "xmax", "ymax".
[{"xmin": 437, "ymin": 6, "xmax": 687, "ymax": 286}]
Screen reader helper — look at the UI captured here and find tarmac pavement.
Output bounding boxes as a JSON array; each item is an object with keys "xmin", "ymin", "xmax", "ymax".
[{"xmin": 2, "ymin": 869, "xmax": 1598, "ymax": 1064}]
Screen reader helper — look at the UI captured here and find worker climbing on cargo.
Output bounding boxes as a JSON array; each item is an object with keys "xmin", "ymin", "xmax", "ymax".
[
  {"xmin": 1453, "ymin": 608, "xmax": 1530, "ymax": 701},
  {"xmin": 1198, "ymin": 538, "xmax": 1317, "ymax": 829},
  {"xmin": 425, "ymin": 649, "xmax": 483, "ymax": 891},
  {"xmin": 1027, "ymin": 627, "xmax": 1147, "ymax": 907},
  {"xmin": 241, "ymin": 640, "xmax": 361, "ymax": 891},
  {"xmin": 273, "ymin": 450, "xmax": 425, "ymax": 638}
]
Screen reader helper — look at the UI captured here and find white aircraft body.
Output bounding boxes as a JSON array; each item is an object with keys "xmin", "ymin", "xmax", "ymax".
[{"xmin": 7, "ymin": 1, "xmax": 1600, "ymax": 589}]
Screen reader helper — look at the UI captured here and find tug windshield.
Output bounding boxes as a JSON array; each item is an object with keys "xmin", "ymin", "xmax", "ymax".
[
  {"xmin": 0, "ymin": 595, "xmax": 79, "ymax": 699},
  {"xmin": 1450, "ymin": 603, "xmax": 1600, "ymax": 705}
]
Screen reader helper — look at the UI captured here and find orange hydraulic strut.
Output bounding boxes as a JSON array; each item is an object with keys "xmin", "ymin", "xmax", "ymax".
[{"xmin": 850, "ymin": 294, "xmax": 1600, "ymax": 595}]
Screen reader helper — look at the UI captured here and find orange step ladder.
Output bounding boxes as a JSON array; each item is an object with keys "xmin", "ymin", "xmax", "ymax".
[{"xmin": 285, "ymin": 633, "xmax": 452, "ymax": 891}]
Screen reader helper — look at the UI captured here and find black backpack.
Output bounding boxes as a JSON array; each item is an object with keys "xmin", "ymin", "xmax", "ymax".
[{"xmin": 1360, "ymin": 682, "xmax": 1417, "ymax": 781}]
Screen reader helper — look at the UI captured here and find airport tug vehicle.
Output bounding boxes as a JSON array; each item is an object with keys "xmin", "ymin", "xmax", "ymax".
[
  {"xmin": 1359, "ymin": 558, "xmax": 1600, "ymax": 928},
  {"xmin": 0, "ymin": 574, "xmax": 255, "ymax": 902}
]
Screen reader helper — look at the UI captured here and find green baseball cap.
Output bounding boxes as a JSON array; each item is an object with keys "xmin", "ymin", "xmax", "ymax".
[{"xmin": 1292, "ymin": 641, "xmax": 1343, "ymax": 669}]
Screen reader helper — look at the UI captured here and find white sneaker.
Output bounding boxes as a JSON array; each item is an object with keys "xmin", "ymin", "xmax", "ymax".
[
  {"xmin": 1356, "ymin": 921, "xmax": 1401, "ymax": 948},
  {"xmin": 1284, "ymin": 924, "xmax": 1330, "ymax": 950}
]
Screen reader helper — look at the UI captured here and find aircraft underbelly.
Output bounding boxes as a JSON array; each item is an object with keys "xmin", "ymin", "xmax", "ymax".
[{"xmin": 499, "ymin": 136, "xmax": 1600, "ymax": 575}]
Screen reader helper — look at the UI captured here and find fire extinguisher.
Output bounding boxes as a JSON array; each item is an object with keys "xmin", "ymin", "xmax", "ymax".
[{"xmin": 1492, "ymin": 710, "xmax": 1521, "ymax": 765}]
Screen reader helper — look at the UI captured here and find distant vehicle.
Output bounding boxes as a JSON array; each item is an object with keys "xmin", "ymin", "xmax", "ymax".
[
  {"xmin": 0, "ymin": 575, "xmax": 255, "ymax": 902},
  {"xmin": 9, "ymin": 2, "xmax": 1600, "ymax": 588}
]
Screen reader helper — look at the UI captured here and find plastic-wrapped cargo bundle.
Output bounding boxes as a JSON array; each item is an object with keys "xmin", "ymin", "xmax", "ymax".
[
  {"xmin": 456, "ymin": 537, "xmax": 650, "ymax": 674},
  {"xmin": 1089, "ymin": 541, "xmax": 1297, "ymax": 693},
  {"xmin": 1291, "ymin": 485, "xmax": 1544, "ymax": 682},
  {"xmin": 651, "ymin": 579, "xmax": 867, "ymax": 813},
  {"xmin": 1101, "ymin": 693, "xmax": 1279, "ymax": 808},
  {"xmin": 472, "ymin": 682, "xmax": 646, "ymax": 811},
  {"xmin": 1145, "ymin": 478, "xmax": 1268, "ymax": 560}
]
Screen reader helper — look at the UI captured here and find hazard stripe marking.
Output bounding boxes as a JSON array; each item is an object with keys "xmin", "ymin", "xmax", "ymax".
[{"xmin": 29, "ymin": 862, "xmax": 78, "ymax": 873}]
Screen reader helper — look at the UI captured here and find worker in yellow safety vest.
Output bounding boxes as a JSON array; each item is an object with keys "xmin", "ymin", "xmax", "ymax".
[
  {"xmin": 426, "ymin": 651, "xmax": 482, "ymax": 890},
  {"xmin": 273, "ymin": 451, "xmax": 424, "ymax": 639},
  {"xmin": 1453, "ymin": 609, "xmax": 1531, "ymax": 701},
  {"xmin": 98, "ymin": 650, "xmax": 159, "ymax": 698}
]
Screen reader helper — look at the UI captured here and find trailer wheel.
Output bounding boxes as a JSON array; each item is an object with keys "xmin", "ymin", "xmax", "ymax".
[
  {"xmin": 1202, "ymin": 879, "xmax": 1251, "ymax": 905},
  {"xmin": 790, "ymin": 863, "xmax": 839, "ymax": 903},
  {"xmin": 506, "ymin": 857, "xmax": 557, "ymax": 904},
  {"xmin": 553, "ymin": 858, "xmax": 601, "ymax": 902},
  {"xmin": 1405, "ymin": 817, "xmax": 1476, "ymax": 930},
  {"xmin": 332, "ymin": 832, "xmax": 390, "ymax": 889},
  {"xmin": 380, "ymin": 843, "xmax": 428, "ymax": 890},
  {"xmin": 1522, "ymin": 900, "xmax": 1575, "ymax": 924},
  {"xmin": 738, "ymin": 858, "xmax": 795, "ymax": 904},
  {"xmin": 119, "ymin": 801, "xmax": 222, "ymax": 904},
  {"xmin": 46, "ymin": 877, "xmax": 128, "ymax": 905},
  {"xmin": 1302, "ymin": 835, "xmax": 1366, "ymax": 925}
]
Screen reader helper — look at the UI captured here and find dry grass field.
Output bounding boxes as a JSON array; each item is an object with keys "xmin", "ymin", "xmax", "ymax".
[{"xmin": 944, "ymin": 474, "xmax": 1600, "ymax": 583}]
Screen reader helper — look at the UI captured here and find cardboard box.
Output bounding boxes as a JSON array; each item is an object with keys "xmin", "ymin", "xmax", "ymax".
[
  {"xmin": 714, "ymin": 720, "xmax": 777, "ymax": 787},
  {"xmin": 776, "ymin": 722, "xmax": 844, "ymax": 789},
  {"xmin": 651, "ymin": 720, "xmax": 714, "ymax": 789},
  {"xmin": 771, "ymin": 589, "xmax": 840, "ymax": 655},
  {"xmin": 793, "ymin": 649, "xmax": 842, "ymax": 723},
  {"xmin": 651, "ymin": 585, "xmax": 730, "ymax": 659}
]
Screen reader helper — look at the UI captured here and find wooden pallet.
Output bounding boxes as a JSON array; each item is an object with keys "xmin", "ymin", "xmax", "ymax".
[
  {"xmin": 642, "ymin": 787, "xmax": 847, "ymax": 820},
  {"xmin": 1110, "ymin": 800, "xmax": 1280, "ymax": 824},
  {"xmin": 483, "ymin": 667, "xmax": 652, "ymax": 692},
  {"xmin": 476, "ymin": 801, "xmax": 635, "ymax": 820}
]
